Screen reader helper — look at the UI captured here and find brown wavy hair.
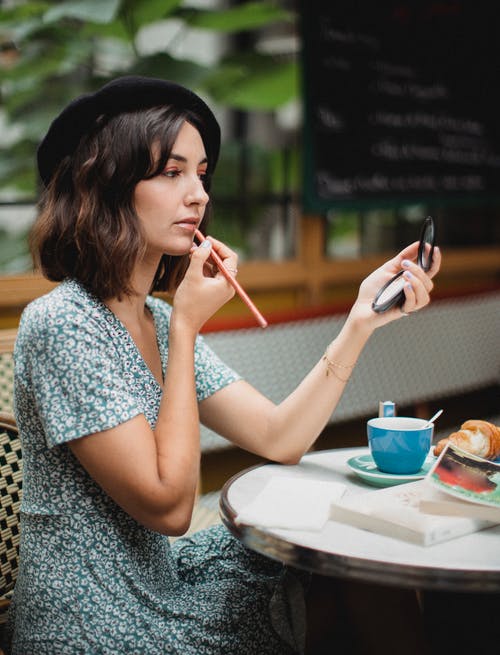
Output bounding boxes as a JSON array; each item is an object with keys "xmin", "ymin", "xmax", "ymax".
[{"xmin": 31, "ymin": 105, "xmax": 214, "ymax": 299}]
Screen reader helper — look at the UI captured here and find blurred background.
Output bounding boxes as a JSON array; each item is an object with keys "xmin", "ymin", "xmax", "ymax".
[
  {"xmin": 0, "ymin": 0, "xmax": 499, "ymax": 322},
  {"xmin": 0, "ymin": 2, "xmax": 498, "ymax": 485}
]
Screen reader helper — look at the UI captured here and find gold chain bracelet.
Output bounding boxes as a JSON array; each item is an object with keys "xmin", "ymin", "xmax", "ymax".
[{"xmin": 322, "ymin": 350, "xmax": 355, "ymax": 382}]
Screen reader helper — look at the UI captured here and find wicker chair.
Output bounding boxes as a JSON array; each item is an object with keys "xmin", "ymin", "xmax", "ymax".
[
  {"xmin": 0, "ymin": 412, "xmax": 21, "ymax": 651},
  {"xmin": 0, "ymin": 330, "xmax": 16, "ymax": 415}
]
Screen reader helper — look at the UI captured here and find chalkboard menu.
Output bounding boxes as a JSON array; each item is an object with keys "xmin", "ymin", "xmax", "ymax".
[{"xmin": 300, "ymin": 1, "xmax": 500, "ymax": 211}]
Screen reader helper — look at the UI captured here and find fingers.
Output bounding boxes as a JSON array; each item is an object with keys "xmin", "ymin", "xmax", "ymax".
[
  {"xmin": 363, "ymin": 239, "xmax": 441, "ymax": 324},
  {"xmin": 188, "ymin": 236, "xmax": 239, "ymax": 290},
  {"xmin": 203, "ymin": 235, "xmax": 239, "ymax": 278},
  {"xmin": 174, "ymin": 238, "xmax": 237, "ymax": 331},
  {"xmin": 394, "ymin": 244, "xmax": 441, "ymax": 314},
  {"xmin": 393, "ymin": 242, "xmax": 441, "ymax": 279},
  {"xmin": 401, "ymin": 259, "xmax": 433, "ymax": 292},
  {"xmin": 400, "ymin": 261, "xmax": 432, "ymax": 313},
  {"xmin": 187, "ymin": 238, "xmax": 213, "ymax": 276}
]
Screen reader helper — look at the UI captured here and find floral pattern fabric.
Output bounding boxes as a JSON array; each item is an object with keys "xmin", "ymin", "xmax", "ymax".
[{"xmin": 4, "ymin": 280, "xmax": 305, "ymax": 655}]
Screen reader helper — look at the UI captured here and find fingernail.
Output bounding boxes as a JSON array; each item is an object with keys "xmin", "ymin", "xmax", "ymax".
[
  {"xmin": 404, "ymin": 270, "xmax": 412, "ymax": 280},
  {"xmin": 406, "ymin": 282, "xmax": 413, "ymax": 290},
  {"xmin": 402, "ymin": 259, "xmax": 411, "ymax": 267},
  {"xmin": 200, "ymin": 240, "xmax": 211, "ymax": 249}
]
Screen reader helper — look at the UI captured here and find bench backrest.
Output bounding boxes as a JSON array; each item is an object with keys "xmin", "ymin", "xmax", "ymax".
[{"xmin": 201, "ymin": 291, "xmax": 500, "ymax": 451}]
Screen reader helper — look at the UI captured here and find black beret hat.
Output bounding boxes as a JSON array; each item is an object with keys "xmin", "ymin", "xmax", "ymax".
[{"xmin": 37, "ymin": 75, "xmax": 221, "ymax": 187}]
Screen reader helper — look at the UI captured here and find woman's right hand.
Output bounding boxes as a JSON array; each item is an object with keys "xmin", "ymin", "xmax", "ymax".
[{"xmin": 172, "ymin": 237, "xmax": 237, "ymax": 334}]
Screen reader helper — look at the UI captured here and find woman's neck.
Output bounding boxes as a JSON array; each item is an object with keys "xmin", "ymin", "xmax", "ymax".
[
  {"xmin": 105, "ymin": 293, "xmax": 148, "ymax": 327},
  {"xmin": 106, "ymin": 260, "xmax": 158, "ymax": 326}
]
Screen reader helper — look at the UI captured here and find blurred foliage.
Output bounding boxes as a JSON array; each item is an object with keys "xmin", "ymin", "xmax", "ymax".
[
  {"xmin": 0, "ymin": 0, "xmax": 299, "ymax": 199},
  {"xmin": 0, "ymin": 226, "xmax": 32, "ymax": 272},
  {"xmin": 209, "ymin": 138, "xmax": 298, "ymax": 254}
]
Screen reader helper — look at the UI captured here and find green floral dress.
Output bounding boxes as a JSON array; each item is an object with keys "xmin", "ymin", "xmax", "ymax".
[{"xmin": 5, "ymin": 280, "xmax": 306, "ymax": 655}]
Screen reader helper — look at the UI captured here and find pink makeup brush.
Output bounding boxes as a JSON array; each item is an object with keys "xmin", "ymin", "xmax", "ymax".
[{"xmin": 195, "ymin": 229, "xmax": 268, "ymax": 329}]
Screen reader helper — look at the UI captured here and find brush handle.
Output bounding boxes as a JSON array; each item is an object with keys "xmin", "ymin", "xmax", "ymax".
[{"xmin": 195, "ymin": 230, "xmax": 268, "ymax": 329}]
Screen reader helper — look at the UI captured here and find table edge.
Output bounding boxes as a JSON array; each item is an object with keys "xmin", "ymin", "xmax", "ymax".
[{"xmin": 220, "ymin": 455, "xmax": 500, "ymax": 592}]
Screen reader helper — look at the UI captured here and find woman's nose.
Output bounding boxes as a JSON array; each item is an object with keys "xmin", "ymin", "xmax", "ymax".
[{"xmin": 186, "ymin": 176, "xmax": 209, "ymax": 206}]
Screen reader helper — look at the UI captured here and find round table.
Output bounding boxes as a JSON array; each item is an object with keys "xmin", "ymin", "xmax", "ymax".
[{"xmin": 220, "ymin": 448, "xmax": 500, "ymax": 592}]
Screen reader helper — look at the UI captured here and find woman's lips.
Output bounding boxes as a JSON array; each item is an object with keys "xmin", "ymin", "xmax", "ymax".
[{"xmin": 174, "ymin": 219, "xmax": 198, "ymax": 232}]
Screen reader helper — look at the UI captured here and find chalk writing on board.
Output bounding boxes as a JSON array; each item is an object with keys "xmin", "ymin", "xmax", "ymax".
[{"xmin": 301, "ymin": 2, "xmax": 500, "ymax": 210}]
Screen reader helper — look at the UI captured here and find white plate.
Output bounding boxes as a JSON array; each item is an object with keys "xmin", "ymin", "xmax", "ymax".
[{"xmin": 346, "ymin": 454, "xmax": 435, "ymax": 487}]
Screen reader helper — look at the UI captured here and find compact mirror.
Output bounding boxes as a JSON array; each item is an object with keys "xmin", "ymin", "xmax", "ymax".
[
  {"xmin": 417, "ymin": 216, "xmax": 435, "ymax": 272},
  {"xmin": 372, "ymin": 216, "xmax": 435, "ymax": 313}
]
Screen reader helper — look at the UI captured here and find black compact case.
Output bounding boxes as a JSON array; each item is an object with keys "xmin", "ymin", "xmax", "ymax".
[{"xmin": 372, "ymin": 216, "xmax": 435, "ymax": 314}]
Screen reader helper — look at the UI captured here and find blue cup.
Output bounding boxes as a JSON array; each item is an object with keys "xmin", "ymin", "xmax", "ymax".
[{"xmin": 367, "ymin": 417, "xmax": 433, "ymax": 474}]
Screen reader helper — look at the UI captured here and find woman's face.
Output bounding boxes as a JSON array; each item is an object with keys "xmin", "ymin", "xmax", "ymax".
[{"xmin": 134, "ymin": 120, "xmax": 209, "ymax": 260}]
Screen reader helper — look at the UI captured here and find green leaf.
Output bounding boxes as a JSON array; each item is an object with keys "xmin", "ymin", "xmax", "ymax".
[
  {"xmin": 3, "ymin": 79, "xmax": 53, "ymax": 116},
  {"xmin": 0, "ymin": 140, "xmax": 38, "ymax": 196},
  {"xmin": 1, "ymin": 14, "xmax": 84, "ymax": 46},
  {"xmin": 127, "ymin": 52, "xmax": 210, "ymax": 88},
  {"xmin": 1, "ymin": 71, "xmax": 96, "ymax": 127},
  {"xmin": 0, "ymin": 2, "xmax": 49, "ymax": 24},
  {"xmin": 206, "ymin": 56, "xmax": 298, "ymax": 110},
  {"xmin": 80, "ymin": 18, "xmax": 129, "ymax": 40},
  {"xmin": 0, "ymin": 4, "xmax": 46, "ymax": 45},
  {"xmin": 0, "ymin": 17, "xmax": 43, "ymax": 43},
  {"xmin": 43, "ymin": 0, "xmax": 121, "ymax": 25},
  {"xmin": 1, "ymin": 38, "xmax": 93, "ymax": 85},
  {"xmin": 180, "ymin": 2, "xmax": 291, "ymax": 33},
  {"xmin": 119, "ymin": 0, "xmax": 181, "ymax": 33}
]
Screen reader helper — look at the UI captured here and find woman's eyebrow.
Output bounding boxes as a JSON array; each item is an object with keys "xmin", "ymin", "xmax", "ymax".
[{"xmin": 168, "ymin": 153, "xmax": 208, "ymax": 166}]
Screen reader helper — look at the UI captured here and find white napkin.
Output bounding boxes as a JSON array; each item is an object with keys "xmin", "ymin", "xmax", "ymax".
[{"xmin": 235, "ymin": 476, "xmax": 347, "ymax": 531}]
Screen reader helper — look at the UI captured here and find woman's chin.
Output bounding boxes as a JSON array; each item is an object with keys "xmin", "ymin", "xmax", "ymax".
[
  {"xmin": 164, "ymin": 244, "xmax": 192, "ymax": 257},
  {"xmin": 160, "ymin": 238, "xmax": 194, "ymax": 257}
]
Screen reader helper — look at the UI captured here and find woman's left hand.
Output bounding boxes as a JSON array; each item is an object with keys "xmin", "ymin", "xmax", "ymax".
[{"xmin": 350, "ymin": 241, "xmax": 441, "ymax": 329}]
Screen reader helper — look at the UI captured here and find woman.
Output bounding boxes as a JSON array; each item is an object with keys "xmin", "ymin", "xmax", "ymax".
[{"xmin": 5, "ymin": 76, "xmax": 440, "ymax": 654}]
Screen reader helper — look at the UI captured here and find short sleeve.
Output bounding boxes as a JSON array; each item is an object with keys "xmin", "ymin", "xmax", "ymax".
[
  {"xmin": 24, "ymin": 306, "xmax": 141, "ymax": 447},
  {"xmin": 194, "ymin": 334, "xmax": 241, "ymax": 402}
]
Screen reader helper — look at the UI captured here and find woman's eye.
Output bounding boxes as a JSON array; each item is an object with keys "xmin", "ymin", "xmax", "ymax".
[{"xmin": 162, "ymin": 169, "xmax": 180, "ymax": 178}]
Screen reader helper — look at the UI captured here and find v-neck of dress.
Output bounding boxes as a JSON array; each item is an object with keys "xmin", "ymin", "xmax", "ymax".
[
  {"xmin": 143, "ymin": 298, "xmax": 167, "ymax": 387},
  {"xmin": 116, "ymin": 297, "xmax": 165, "ymax": 389},
  {"xmin": 108, "ymin": 297, "xmax": 165, "ymax": 389},
  {"xmin": 70, "ymin": 280, "xmax": 167, "ymax": 390}
]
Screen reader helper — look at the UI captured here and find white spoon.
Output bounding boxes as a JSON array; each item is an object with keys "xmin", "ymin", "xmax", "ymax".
[{"xmin": 426, "ymin": 409, "xmax": 443, "ymax": 428}]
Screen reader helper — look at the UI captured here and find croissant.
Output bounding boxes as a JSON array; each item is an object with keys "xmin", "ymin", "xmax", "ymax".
[{"xmin": 433, "ymin": 420, "xmax": 500, "ymax": 460}]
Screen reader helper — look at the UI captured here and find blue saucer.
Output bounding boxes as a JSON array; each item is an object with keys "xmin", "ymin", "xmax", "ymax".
[{"xmin": 347, "ymin": 454, "xmax": 435, "ymax": 487}]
